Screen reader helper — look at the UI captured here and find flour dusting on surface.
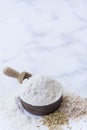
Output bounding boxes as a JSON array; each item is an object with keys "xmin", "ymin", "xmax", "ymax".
[{"xmin": 1, "ymin": 92, "xmax": 87, "ymax": 130}]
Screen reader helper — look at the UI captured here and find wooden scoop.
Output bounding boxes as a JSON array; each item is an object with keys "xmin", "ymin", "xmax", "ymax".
[
  {"xmin": 3, "ymin": 67, "xmax": 63, "ymax": 115},
  {"xmin": 3, "ymin": 67, "xmax": 32, "ymax": 83}
]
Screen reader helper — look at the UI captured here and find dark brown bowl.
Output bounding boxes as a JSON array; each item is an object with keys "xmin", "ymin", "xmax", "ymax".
[
  {"xmin": 3, "ymin": 67, "xmax": 63, "ymax": 115},
  {"xmin": 19, "ymin": 95, "xmax": 63, "ymax": 115}
]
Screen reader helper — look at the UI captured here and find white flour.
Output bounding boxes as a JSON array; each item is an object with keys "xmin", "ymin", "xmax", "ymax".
[
  {"xmin": 19, "ymin": 75, "xmax": 63, "ymax": 106},
  {"xmin": 0, "ymin": 76, "xmax": 63, "ymax": 130},
  {"xmin": 1, "ymin": 92, "xmax": 87, "ymax": 130},
  {"xmin": 0, "ymin": 93, "xmax": 44, "ymax": 130},
  {"xmin": 1, "ymin": 76, "xmax": 87, "ymax": 130}
]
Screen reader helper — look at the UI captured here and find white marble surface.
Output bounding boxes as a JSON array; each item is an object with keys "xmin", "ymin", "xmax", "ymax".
[{"xmin": 0, "ymin": 0, "xmax": 87, "ymax": 130}]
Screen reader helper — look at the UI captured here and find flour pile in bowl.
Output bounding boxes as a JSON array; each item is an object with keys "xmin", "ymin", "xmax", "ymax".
[{"xmin": 19, "ymin": 75, "xmax": 63, "ymax": 106}]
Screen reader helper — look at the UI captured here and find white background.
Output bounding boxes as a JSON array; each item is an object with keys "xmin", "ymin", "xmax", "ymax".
[{"xmin": 0, "ymin": 0, "xmax": 87, "ymax": 129}]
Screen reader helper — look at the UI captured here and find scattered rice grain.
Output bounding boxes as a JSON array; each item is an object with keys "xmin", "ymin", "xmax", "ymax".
[{"xmin": 42, "ymin": 93, "xmax": 87, "ymax": 130}]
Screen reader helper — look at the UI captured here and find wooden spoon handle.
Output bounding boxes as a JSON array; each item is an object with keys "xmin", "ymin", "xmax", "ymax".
[{"xmin": 3, "ymin": 67, "xmax": 20, "ymax": 79}]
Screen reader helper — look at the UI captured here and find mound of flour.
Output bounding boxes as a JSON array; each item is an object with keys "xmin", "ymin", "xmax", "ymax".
[{"xmin": 19, "ymin": 75, "xmax": 63, "ymax": 106}]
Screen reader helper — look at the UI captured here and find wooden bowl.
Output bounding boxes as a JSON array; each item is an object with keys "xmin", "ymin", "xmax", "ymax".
[
  {"xmin": 3, "ymin": 67, "xmax": 63, "ymax": 115},
  {"xmin": 19, "ymin": 95, "xmax": 63, "ymax": 115}
]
